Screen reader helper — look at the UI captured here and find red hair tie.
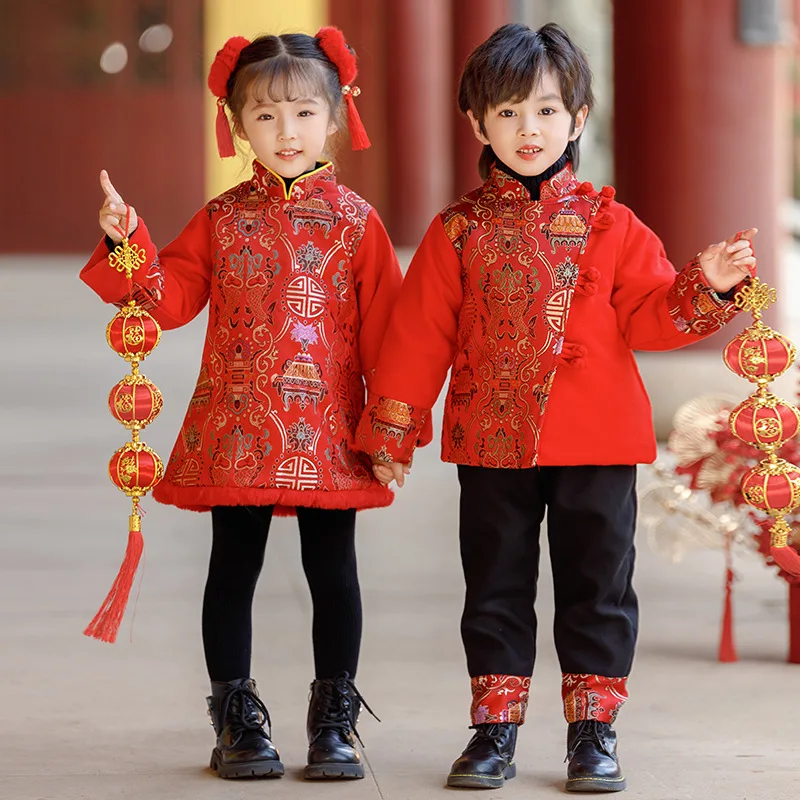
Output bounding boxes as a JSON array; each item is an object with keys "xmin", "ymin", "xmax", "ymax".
[
  {"xmin": 207, "ymin": 36, "xmax": 250, "ymax": 159},
  {"xmin": 316, "ymin": 26, "xmax": 371, "ymax": 151}
]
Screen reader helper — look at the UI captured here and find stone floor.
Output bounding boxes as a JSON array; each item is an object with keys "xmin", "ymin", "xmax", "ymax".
[{"xmin": 1, "ymin": 258, "xmax": 799, "ymax": 800}]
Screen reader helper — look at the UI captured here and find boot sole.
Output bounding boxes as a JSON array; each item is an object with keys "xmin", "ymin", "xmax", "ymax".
[
  {"xmin": 304, "ymin": 763, "xmax": 365, "ymax": 780},
  {"xmin": 210, "ymin": 749, "xmax": 284, "ymax": 779},
  {"xmin": 446, "ymin": 762, "xmax": 516, "ymax": 789},
  {"xmin": 566, "ymin": 775, "xmax": 627, "ymax": 793}
]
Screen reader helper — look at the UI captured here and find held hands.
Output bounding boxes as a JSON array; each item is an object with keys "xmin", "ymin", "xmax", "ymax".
[
  {"xmin": 371, "ymin": 457, "xmax": 412, "ymax": 488},
  {"xmin": 697, "ymin": 227, "xmax": 758, "ymax": 294},
  {"xmin": 99, "ymin": 170, "xmax": 138, "ymax": 243}
]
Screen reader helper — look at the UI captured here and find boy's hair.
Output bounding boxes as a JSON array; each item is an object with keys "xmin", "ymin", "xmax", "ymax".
[
  {"xmin": 227, "ymin": 34, "xmax": 346, "ymax": 132},
  {"xmin": 457, "ymin": 23, "xmax": 595, "ymax": 179}
]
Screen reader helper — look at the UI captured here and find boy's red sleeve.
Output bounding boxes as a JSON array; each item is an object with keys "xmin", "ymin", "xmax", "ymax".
[
  {"xmin": 80, "ymin": 209, "xmax": 212, "ymax": 330},
  {"xmin": 355, "ymin": 215, "xmax": 463, "ymax": 464},
  {"xmin": 352, "ymin": 209, "xmax": 404, "ymax": 391},
  {"xmin": 612, "ymin": 208, "xmax": 747, "ymax": 351}
]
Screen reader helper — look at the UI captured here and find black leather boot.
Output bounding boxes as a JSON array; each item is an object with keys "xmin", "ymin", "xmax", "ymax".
[
  {"xmin": 566, "ymin": 720, "xmax": 626, "ymax": 793},
  {"xmin": 206, "ymin": 678, "xmax": 284, "ymax": 779},
  {"xmin": 446, "ymin": 723, "xmax": 518, "ymax": 789},
  {"xmin": 304, "ymin": 673, "xmax": 377, "ymax": 780}
]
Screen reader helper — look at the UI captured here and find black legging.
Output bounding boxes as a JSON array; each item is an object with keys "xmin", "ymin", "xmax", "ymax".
[{"xmin": 203, "ymin": 505, "xmax": 362, "ymax": 682}]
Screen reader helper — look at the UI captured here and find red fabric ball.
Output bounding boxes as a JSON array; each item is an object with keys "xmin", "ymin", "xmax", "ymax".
[
  {"xmin": 106, "ymin": 306, "xmax": 161, "ymax": 362},
  {"xmin": 208, "ymin": 36, "xmax": 250, "ymax": 98},
  {"xmin": 316, "ymin": 26, "xmax": 357, "ymax": 85},
  {"xmin": 741, "ymin": 459, "xmax": 800, "ymax": 515},
  {"xmin": 724, "ymin": 326, "xmax": 796, "ymax": 382},
  {"xmin": 729, "ymin": 395, "xmax": 800, "ymax": 448},
  {"xmin": 109, "ymin": 443, "xmax": 164, "ymax": 498},
  {"xmin": 108, "ymin": 375, "xmax": 163, "ymax": 430}
]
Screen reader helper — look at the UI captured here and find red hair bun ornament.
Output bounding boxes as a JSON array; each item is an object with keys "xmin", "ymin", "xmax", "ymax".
[
  {"xmin": 207, "ymin": 36, "xmax": 251, "ymax": 158},
  {"xmin": 316, "ymin": 26, "xmax": 371, "ymax": 150}
]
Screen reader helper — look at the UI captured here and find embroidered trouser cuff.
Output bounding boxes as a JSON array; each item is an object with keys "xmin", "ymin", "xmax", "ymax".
[
  {"xmin": 470, "ymin": 675, "xmax": 531, "ymax": 725},
  {"xmin": 562, "ymin": 673, "xmax": 628, "ymax": 723}
]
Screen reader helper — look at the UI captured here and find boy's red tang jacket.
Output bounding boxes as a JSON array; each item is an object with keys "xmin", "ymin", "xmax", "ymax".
[
  {"xmin": 355, "ymin": 164, "xmax": 746, "ymax": 468},
  {"xmin": 82, "ymin": 161, "xmax": 402, "ymax": 512}
]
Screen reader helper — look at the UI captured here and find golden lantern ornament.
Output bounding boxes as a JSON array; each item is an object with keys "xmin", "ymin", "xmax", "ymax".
[
  {"xmin": 84, "ymin": 213, "xmax": 164, "ymax": 644},
  {"xmin": 725, "ymin": 276, "xmax": 800, "ymax": 577}
]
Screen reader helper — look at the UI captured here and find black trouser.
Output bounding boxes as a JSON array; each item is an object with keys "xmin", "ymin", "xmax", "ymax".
[
  {"xmin": 458, "ymin": 465, "xmax": 638, "ymax": 679},
  {"xmin": 203, "ymin": 505, "xmax": 362, "ymax": 682}
]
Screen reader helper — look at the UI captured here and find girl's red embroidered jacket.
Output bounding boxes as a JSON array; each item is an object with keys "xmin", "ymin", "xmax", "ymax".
[
  {"xmin": 355, "ymin": 164, "xmax": 747, "ymax": 468},
  {"xmin": 82, "ymin": 161, "xmax": 402, "ymax": 513}
]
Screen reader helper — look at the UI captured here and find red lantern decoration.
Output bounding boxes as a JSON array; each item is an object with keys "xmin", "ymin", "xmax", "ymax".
[
  {"xmin": 85, "ymin": 231, "xmax": 164, "ymax": 644},
  {"xmin": 725, "ymin": 277, "xmax": 800, "ymax": 579},
  {"xmin": 108, "ymin": 374, "xmax": 163, "ymax": 430},
  {"xmin": 741, "ymin": 459, "xmax": 800, "ymax": 515},
  {"xmin": 729, "ymin": 394, "xmax": 800, "ymax": 449},
  {"xmin": 106, "ymin": 302, "xmax": 161, "ymax": 362},
  {"xmin": 723, "ymin": 324, "xmax": 796, "ymax": 383},
  {"xmin": 108, "ymin": 442, "xmax": 164, "ymax": 497}
]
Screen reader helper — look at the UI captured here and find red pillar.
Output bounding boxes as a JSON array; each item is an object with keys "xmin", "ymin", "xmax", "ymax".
[
  {"xmin": 789, "ymin": 582, "xmax": 800, "ymax": 663},
  {"xmin": 386, "ymin": 0, "xmax": 453, "ymax": 246},
  {"xmin": 451, "ymin": 0, "xmax": 511, "ymax": 198},
  {"xmin": 613, "ymin": 0, "xmax": 787, "ymax": 340},
  {"xmin": 328, "ymin": 0, "xmax": 391, "ymax": 220}
]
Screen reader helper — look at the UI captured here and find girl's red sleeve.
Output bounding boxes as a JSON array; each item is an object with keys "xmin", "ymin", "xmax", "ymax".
[
  {"xmin": 355, "ymin": 215, "xmax": 463, "ymax": 464},
  {"xmin": 611, "ymin": 207, "xmax": 747, "ymax": 351},
  {"xmin": 79, "ymin": 209, "xmax": 212, "ymax": 330},
  {"xmin": 353, "ymin": 209, "xmax": 404, "ymax": 391}
]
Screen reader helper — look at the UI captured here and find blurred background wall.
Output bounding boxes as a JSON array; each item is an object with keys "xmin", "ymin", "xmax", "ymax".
[{"xmin": 0, "ymin": 0, "xmax": 795, "ymax": 323}]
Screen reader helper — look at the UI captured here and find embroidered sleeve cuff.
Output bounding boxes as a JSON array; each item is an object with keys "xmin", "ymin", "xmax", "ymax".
[
  {"xmin": 667, "ymin": 258, "xmax": 743, "ymax": 336},
  {"xmin": 355, "ymin": 393, "xmax": 430, "ymax": 464}
]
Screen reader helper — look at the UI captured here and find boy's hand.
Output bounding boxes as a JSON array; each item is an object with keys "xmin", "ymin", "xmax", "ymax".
[
  {"xmin": 697, "ymin": 227, "xmax": 758, "ymax": 294},
  {"xmin": 371, "ymin": 458, "xmax": 412, "ymax": 488},
  {"xmin": 99, "ymin": 170, "xmax": 138, "ymax": 243}
]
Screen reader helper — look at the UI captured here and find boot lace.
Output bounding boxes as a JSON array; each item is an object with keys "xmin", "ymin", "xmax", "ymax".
[
  {"xmin": 566, "ymin": 720, "xmax": 613, "ymax": 761},
  {"xmin": 311, "ymin": 673, "xmax": 380, "ymax": 747},
  {"xmin": 221, "ymin": 684, "xmax": 272, "ymax": 740},
  {"xmin": 469, "ymin": 723, "xmax": 512, "ymax": 751}
]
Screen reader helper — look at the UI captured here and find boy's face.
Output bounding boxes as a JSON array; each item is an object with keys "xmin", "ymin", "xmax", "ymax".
[{"xmin": 467, "ymin": 70, "xmax": 588, "ymax": 178}]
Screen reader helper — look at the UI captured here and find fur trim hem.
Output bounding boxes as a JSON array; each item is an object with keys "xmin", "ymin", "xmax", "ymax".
[{"xmin": 152, "ymin": 484, "xmax": 394, "ymax": 514}]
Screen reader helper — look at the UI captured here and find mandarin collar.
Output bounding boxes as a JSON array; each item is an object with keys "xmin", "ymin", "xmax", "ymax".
[
  {"xmin": 487, "ymin": 162, "xmax": 579, "ymax": 202},
  {"xmin": 251, "ymin": 159, "xmax": 336, "ymax": 201}
]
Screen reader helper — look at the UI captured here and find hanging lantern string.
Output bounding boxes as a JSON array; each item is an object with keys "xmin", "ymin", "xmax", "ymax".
[
  {"xmin": 84, "ymin": 213, "xmax": 164, "ymax": 645},
  {"xmin": 725, "ymin": 275, "xmax": 800, "ymax": 578}
]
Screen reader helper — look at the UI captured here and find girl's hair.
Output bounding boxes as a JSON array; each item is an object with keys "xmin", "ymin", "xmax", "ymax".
[
  {"xmin": 457, "ymin": 23, "xmax": 595, "ymax": 179},
  {"xmin": 225, "ymin": 33, "xmax": 346, "ymax": 134}
]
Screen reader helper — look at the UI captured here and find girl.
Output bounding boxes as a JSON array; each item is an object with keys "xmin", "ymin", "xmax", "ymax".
[
  {"xmin": 357, "ymin": 23, "xmax": 756, "ymax": 793},
  {"xmin": 81, "ymin": 29, "xmax": 400, "ymax": 781}
]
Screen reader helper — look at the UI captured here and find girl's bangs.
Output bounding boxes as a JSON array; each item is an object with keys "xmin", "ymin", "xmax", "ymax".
[{"xmin": 247, "ymin": 57, "xmax": 330, "ymax": 104}]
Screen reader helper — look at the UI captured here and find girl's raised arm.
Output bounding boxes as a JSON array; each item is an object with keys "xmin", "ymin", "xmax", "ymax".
[{"xmin": 81, "ymin": 172, "xmax": 213, "ymax": 331}]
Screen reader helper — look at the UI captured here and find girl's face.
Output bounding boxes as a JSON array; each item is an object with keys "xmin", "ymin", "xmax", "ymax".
[
  {"xmin": 237, "ymin": 89, "xmax": 337, "ymax": 179},
  {"xmin": 468, "ymin": 70, "xmax": 587, "ymax": 178}
]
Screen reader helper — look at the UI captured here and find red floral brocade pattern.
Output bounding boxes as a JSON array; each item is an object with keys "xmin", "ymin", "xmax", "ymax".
[
  {"xmin": 561, "ymin": 673, "xmax": 628, "ymax": 724},
  {"xmin": 81, "ymin": 162, "xmax": 402, "ymax": 514},
  {"xmin": 470, "ymin": 674, "xmax": 531, "ymax": 725}
]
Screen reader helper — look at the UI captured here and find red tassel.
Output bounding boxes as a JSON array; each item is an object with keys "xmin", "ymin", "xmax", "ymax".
[
  {"xmin": 769, "ymin": 516, "xmax": 800, "ymax": 578},
  {"xmin": 345, "ymin": 95, "xmax": 371, "ymax": 151},
  {"xmin": 215, "ymin": 101, "xmax": 236, "ymax": 159},
  {"xmin": 770, "ymin": 544, "xmax": 800, "ymax": 578},
  {"xmin": 84, "ymin": 514, "xmax": 144, "ymax": 644},
  {"xmin": 718, "ymin": 566, "xmax": 738, "ymax": 662}
]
